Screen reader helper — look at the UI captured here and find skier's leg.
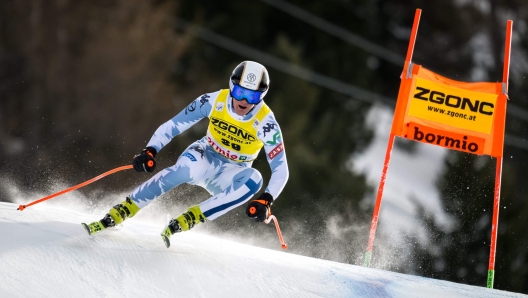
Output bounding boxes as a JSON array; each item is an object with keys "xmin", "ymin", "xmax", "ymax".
[
  {"xmin": 200, "ymin": 167, "xmax": 263, "ymax": 220},
  {"xmin": 82, "ymin": 142, "xmax": 209, "ymax": 235},
  {"xmin": 129, "ymin": 157, "xmax": 201, "ymax": 209},
  {"xmin": 161, "ymin": 167, "xmax": 262, "ymax": 245}
]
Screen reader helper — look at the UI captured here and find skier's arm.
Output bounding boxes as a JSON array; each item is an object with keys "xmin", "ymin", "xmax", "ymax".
[
  {"xmin": 258, "ymin": 114, "xmax": 289, "ymax": 200},
  {"xmin": 146, "ymin": 93, "xmax": 214, "ymax": 152}
]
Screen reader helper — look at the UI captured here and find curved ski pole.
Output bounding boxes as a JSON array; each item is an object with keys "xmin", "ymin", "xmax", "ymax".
[
  {"xmin": 264, "ymin": 214, "xmax": 288, "ymax": 249},
  {"xmin": 17, "ymin": 165, "xmax": 134, "ymax": 211}
]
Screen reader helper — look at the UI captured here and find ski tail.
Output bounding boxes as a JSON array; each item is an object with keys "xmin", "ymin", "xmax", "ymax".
[
  {"xmin": 161, "ymin": 234, "xmax": 171, "ymax": 248},
  {"xmin": 81, "ymin": 221, "xmax": 106, "ymax": 236},
  {"xmin": 81, "ymin": 223, "xmax": 93, "ymax": 236}
]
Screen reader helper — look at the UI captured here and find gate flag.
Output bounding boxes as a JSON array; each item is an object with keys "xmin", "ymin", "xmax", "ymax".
[
  {"xmin": 363, "ymin": 8, "xmax": 512, "ymax": 290},
  {"xmin": 391, "ymin": 65, "xmax": 508, "ymax": 157}
]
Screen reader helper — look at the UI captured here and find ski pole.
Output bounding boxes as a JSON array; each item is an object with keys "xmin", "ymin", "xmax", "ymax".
[
  {"xmin": 17, "ymin": 165, "xmax": 133, "ymax": 211},
  {"xmin": 264, "ymin": 214, "xmax": 288, "ymax": 249}
]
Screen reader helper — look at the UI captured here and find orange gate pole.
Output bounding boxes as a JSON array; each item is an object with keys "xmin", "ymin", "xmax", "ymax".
[
  {"xmin": 487, "ymin": 19, "xmax": 512, "ymax": 289},
  {"xmin": 363, "ymin": 9, "xmax": 422, "ymax": 267}
]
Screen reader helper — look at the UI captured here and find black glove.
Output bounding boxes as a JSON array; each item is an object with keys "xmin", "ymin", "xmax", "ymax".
[
  {"xmin": 132, "ymin": 147, "xmax": 157, "ymax": 172},
  {"xmin": 246, "ymin": 193, "xmax": 273, "ymax": 222}
]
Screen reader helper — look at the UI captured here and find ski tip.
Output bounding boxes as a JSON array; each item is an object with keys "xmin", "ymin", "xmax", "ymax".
[
  {"xmin": 161, "ymin": 234, "xmax": 171, "ymax": 248},
  {"xmin": 81, "ymin": 223, "xmax": 92, "ymax": 236}
]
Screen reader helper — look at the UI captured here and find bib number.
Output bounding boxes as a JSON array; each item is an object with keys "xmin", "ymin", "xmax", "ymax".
[{"xmin": 221, "ymin": 138, "xmax": 242, "ymax": 151}]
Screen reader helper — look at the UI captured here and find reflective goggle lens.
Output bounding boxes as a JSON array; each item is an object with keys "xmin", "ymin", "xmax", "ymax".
[{"xmin": 231, "ymin": 84, "xmax": 263, "ymax": 104}]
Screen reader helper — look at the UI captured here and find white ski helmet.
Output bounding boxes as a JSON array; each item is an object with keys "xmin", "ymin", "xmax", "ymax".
[{"xmin": 229, "ymin": 61, "xmax": 270, "ymax": 104}]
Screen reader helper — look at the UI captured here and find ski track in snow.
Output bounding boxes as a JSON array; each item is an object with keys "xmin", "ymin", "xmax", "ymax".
[{"xmin": 0, "ymin": 202, "xmax": 526, "ymax": 298}]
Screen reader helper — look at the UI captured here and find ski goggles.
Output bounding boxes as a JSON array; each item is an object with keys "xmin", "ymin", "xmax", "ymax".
[{"xmin": 230, "ymin": 84, "xmax": 263, "ymax": 105}]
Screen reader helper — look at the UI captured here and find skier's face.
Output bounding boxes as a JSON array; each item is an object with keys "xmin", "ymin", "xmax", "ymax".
[{"xmin": 232, "ymin": 98, "xmax": 255, "ymax": 116}]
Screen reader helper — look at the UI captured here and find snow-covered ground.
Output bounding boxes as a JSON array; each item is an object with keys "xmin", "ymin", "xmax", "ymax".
[{"xmin": 0, "ymin": 202, "xmax": 525, "ymax": 298}]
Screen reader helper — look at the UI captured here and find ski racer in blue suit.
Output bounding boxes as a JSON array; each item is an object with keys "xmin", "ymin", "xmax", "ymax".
[{"xmin": 82, "ymin": 61, "xmax": 289, "ymax": 247}]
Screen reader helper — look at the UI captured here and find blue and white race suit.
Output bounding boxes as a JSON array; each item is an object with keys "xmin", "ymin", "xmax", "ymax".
[{"xmin": 130, "ymin": 90, "xmax": 289, "ymax": 220}]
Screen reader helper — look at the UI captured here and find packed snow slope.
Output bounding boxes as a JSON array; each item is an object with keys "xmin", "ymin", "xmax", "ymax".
[{"xmin": 0, "ymin": 202, "xmax": 525, "ymax": 298}]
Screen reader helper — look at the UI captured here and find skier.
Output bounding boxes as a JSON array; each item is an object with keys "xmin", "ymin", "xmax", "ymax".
[{"xmin": 82, "ymin": 61, "xmax": 289, "ymax": 247}]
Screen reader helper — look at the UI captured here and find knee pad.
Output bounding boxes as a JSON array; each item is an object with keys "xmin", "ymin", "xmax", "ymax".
[
  {"xmin": 234, "ymin": 168, "xmax": 263, "ymax": 193},
  {"xmin": 248, "ymin": 168, "xmax": 263, "ymax": 184}
]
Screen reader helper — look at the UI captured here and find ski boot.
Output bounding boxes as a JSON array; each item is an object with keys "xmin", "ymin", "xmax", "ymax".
[
  {"xmin": 82, "ymin": 197, "xmax": 140, "ymax": 235},
  {"xmin": 161, "ymin": 205, "xmax": 207, "ymax": 248}
]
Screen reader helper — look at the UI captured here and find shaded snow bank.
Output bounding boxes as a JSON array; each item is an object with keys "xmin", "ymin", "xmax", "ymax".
[{"xmin": 0, "ymin": 202, "xmax": 525, "ymax": 298}]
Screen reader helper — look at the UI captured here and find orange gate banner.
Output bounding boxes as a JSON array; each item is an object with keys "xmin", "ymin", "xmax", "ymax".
[
  {"xmin": 364, "ymin": 10, "xmax": 512, "ymax": 289},
  {"xmin": 391, "ymin": 65, "xmax": 508, "ymax": 157}
]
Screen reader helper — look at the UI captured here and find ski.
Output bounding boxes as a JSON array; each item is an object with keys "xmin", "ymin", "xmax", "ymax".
[
  {"xmin": 161, "ymin": 234, "xmax": 171, "ymax": 248},
  {"xmin": 81, "ymin": 223, "xmax": 92, "ymax": 236},
  {"xmin": 81, "ymin": 221, "xmax": 106, "ymax": 236}
]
